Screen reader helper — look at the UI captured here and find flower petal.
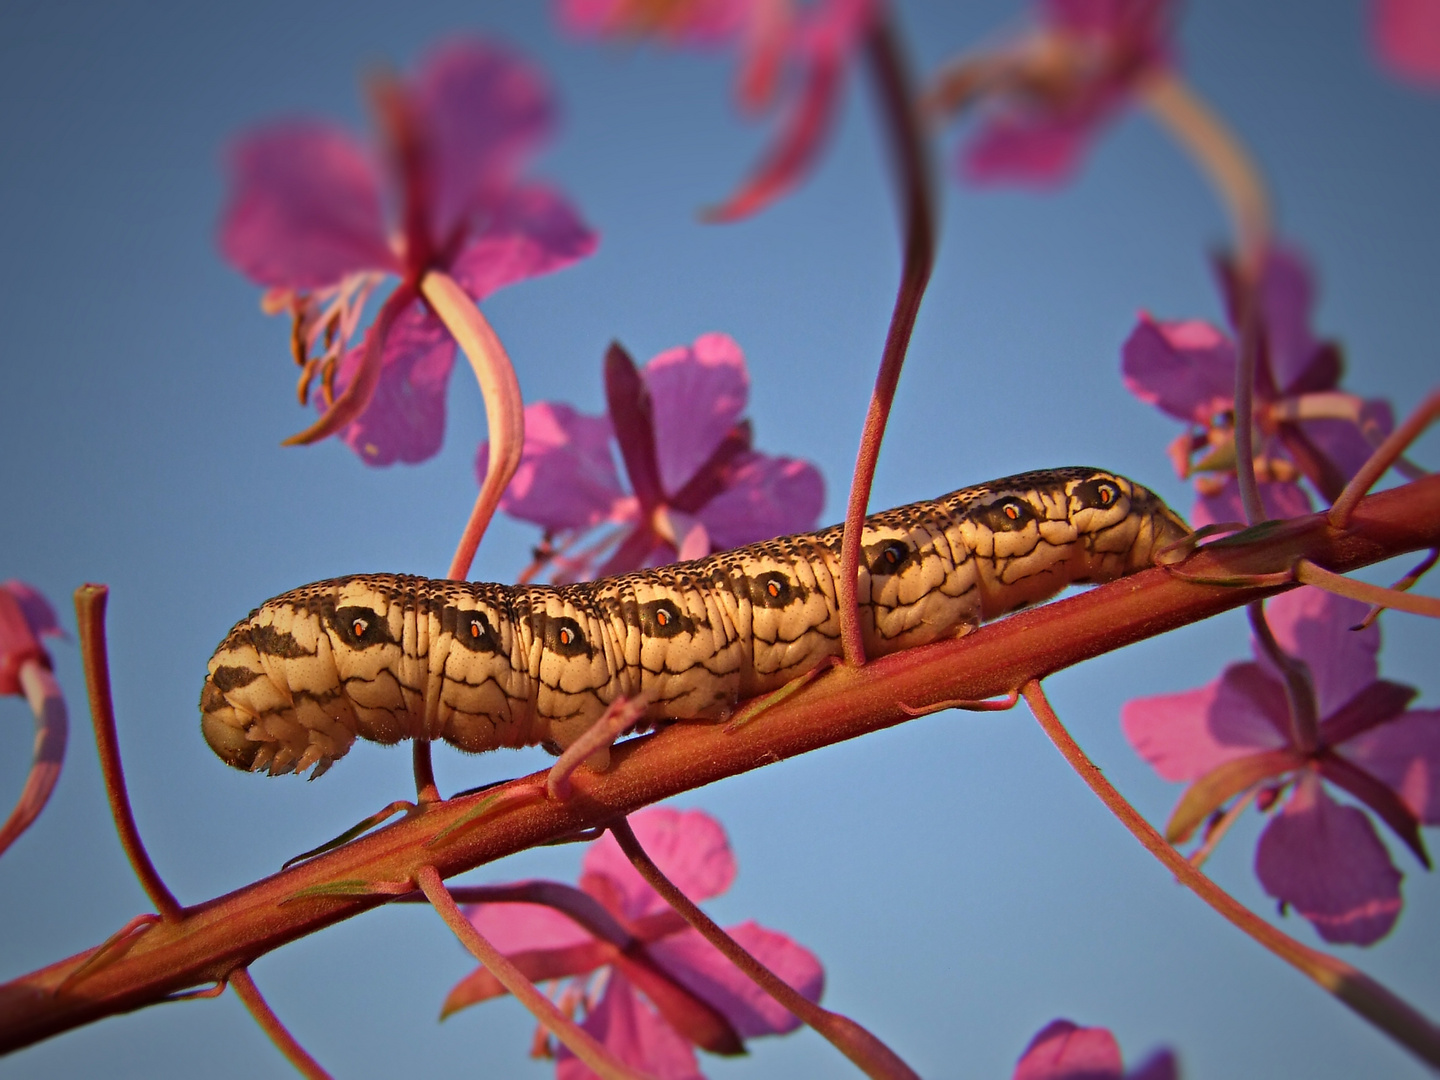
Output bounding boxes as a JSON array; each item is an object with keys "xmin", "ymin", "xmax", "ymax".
[
  {"xmin": 648, "ymin": 921, "xmax": 824, "ymax": 1038},
  {"xmin": 219, "ymin": 122, "xmax": 397, "ymax": 289},
  {"xmin": 1254, "ymin": 774, "xmax": 1403, "ymax": 946},
  {"xmin": 1344, "ymin": 709, "xmax": 1440, "ymax": 824},
  {"xmin": 1121, "ymin": 661, "xmax": 1289, "ymax": 782},
  {"xmin": 1126, "ymin": 1049, "xmax": 1179, "ymax": 1080},
  {"xmin": 447, "ymin": 184, "xmax": 598, "ymax": 300},
  {"xmin": 465, "ymin": 896, "xmax": 596, "ymax": 953},
  {"xmin": 485, "ymin": 401, "xmax": 626, "ymax": 532},
  {"xmin": 960, "ymin": 110, "xmax": 1104, "ymax": 187},
  {"xmin": 0, "ymin": 584, "xmax": 52, "ymax": 697},
  {"xmin": 645, "ymin": 333, "xmax": 750, "ymax": 496},
  {"xmin": 1372, "ymin": 0, "xmax": 1440, "ymax": 87},
  {"xmin": 557, "ymin": 971, "xmax": 705, "ymax": 1080},
  {"xmin": 581, "ymin": 807, "xmax": 737, "ymax": 922},
  {"xmin": 694, "ymin": 453, "xmax": 825, "ymax": 550},
  {"xmin": 0, "ymin": 581, "xmax": 62, "ymax": 642},
  {"xmin": 1191, "ymin": 478, "xmax": 1311, "ymax": 529},
  {"xmin": 411, "ymin": 39, "xmax": 555, "ymax": 244},
  {"xmin": 1296, "ymin": 397, "xmax": 1394, "ymax": 485},
  {"xmin": 1259, "ymin": 248, "xmax": 1321, "ymax": 392},
  {"xmin": 1120, "ymin": 315, "xmax": 1237, "ymax": 425},
  {"xmin": 1254, "ymin": 587, "xmax": 1378, "ymax": 718},
  {"xmin": 1013, "ymin": 1019, "xmax": 1123, "ymax": 1080},
  {"xmin": 330, "ymin": 303, "xmax": 457, "ymax": 466}
]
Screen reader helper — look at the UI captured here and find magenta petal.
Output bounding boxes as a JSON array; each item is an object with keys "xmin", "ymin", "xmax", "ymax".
[
  {"xmin": 1255, "ymin": 587, "xmax": 1378, "ymax": 718},
  {"xmin": 581, "ymin": 808, "xmax": 736, "ymax": 921},
  {"xmin": 960, "ymin": 112, "xmax": 1097, "ymax": 187},
  {"xmin": 556, "ymin": 971, "xmax": 704, "ymax": 1080},
  {"xmin": 1191, "ymin": 478, "xmax": 1311, "ymax": 529},
  {"xmin": 1259, "ymin": 248, "xmax": 1320, "ymax": 392},
  {"xmin": 694, "ymin": 453, "xmax": 825, "ymax": 550},
  {"xmin": 1125, "ymin": 1050, "xmax": 1179, "ymax": 1080},
  {"xmin": 411, "ymin": 39, "xmax": 554, "ymax": 243},
  {"xmin": 465, "ymin": 898, "xmax": 593, "ymax": 953},
  {"xmin": 1120, "ymin": 315, "xmax": 1237, "ymax": 424},
  {"xmin": 1121, "ymin": 662, "xmax": 1288, "ymax": 782},
  {"xmin": 0, "ymin": 581, "xmax": 62, "ymax": 642},
  {"xmin": 487, "ymin": 401, "xmax": 625, "ymax": 532},
  {"xmin": 648, "ymin": 921, "xmax": 824, "ymax": 1038},
  {"xmin": 1013, "ymin": 1019, "xmax": 1123, "ymax": 1080},
  {"xmin": 556, "ymin": 0, "xmax": 750, "ymax": 44},
  {"xmin": 645, "ymin": 334, "xmax": 750, "ymax": 495},
  {"xmin": 219, "ymin": 122, "xmax": 397, "ymax": 289},
  {"xmin": 1345, "ymin": 709, "xmax": 1440, "ymax": 824},
  {"xmin": 326, "ymin": 303, "xmax": 456, "ymax": 466},
  {"xmin": 1373, "ymin": 0, "xmax": 1440, "ymax": 85},
  {"xmin": 0, "ymin": 588, "xmax": 47, "ymax": 697},
  {"xmin": 1255, "ymin": 774, "xmax": 1403, "ymax": 946},
  {"xmin": 448, "ymin": 184, "xmax": 598, "ymax": 300},
  {"xmin": 1297, "ymin": 397, "xmax": 1394, "ymax": 483}
]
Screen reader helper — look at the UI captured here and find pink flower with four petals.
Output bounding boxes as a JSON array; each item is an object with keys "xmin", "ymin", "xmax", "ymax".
[
  {"xmin": 219, "ymin": 38, "xmax": 597, "ymax": 465},
  {"xmin": 1123, "ymin": 586, "xmax": 1440, "ymax": 945},
  {"xmin": 451, "ymin": 807, "xmax": 824, "ymax": 1079},
  {"xmin": 480, "ymin": 333, "xmax": 825, "ymax": 581},
  {"xmin": 1121, "ymin": 247, "xmax": 1393, "ymax": 526}
]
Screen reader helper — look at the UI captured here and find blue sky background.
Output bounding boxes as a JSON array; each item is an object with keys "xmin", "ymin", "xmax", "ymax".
[{"xmin": 2, "ymin": 1, "xmax": 1438, "ymax": 1077}]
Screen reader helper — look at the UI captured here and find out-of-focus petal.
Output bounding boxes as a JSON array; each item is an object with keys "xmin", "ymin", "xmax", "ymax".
[
  {"xmin": 1254, "ymin": 588, "xmax": 1378, "ymax": 718},
  {"xmin": 0, "ymin": 586, "xmax": 50, "ymax": 697},
  {"xmin": 465, "ymin": 896, "xmax": 595, "ymax": 953},
  {"xmin": 412, "ymin": 39, "xmax": 554, "ymax": 243},
  {"xmin": 1126, "ymin": 1049, "xmax": 1179, "ymax": 1080},
  {"xmin": 1372, "ymin": 0, "xmax": 1440, "ymax": 86},
  {"xmin": 649, "ymin": 921, "xmax": 824, "ymax": 1038},
  {"xmin": 556, "ymin": 0, "xmax": 752, "ymax": 44},
  {"xmin": 1296, "ymin": 398, "xmax": 1394, "ymax": 485},
  {"xmin": 219, "ymin": 123, "xmax": 397, "ymax": 289},
  {"xmin": 1121, "ymin": 662, "xmax": 1288, "ymax": 782},
  {"xmin": 327, "ymin": 302, "xmax": 457, "ymax": 466},
  {"xmin": 1345, "ymin": 709, "xmax": 1440, "ymax": 824},
  {"xmin": 1191, "ymin": 478, "xmax": 1311, "ymax": 529},
  {"xmin": 448, "ymin": 184, "xmax": 598, "ymax": 300},
  {"xmin": 557, "ymin": 971, "xmax": 705, "ymax": 1080},
  {"xmin": 0, "ymin": 581, "xmax": 62, "ymax": 642},
  {"xmin": 1013, "ymin": 1019, "xmax": 1123, "ymax": 1080},
  {"xmin": 485, "ymin": 402, "xmax": 626, "ymax": 532},
  {"xmin": 1120, "ymin": 315, "xmax": 1236, "ymax": 425},
  {"xmin": 959, "ymin": 112, "xmax": 1098, "ymax": 187},
  {"xmin": 695, "ymin": 453, "xmax": 825, "ymax": 550},
  {"xmin": 1259, "ymin": 248, "xmax": 1320, "ymax": 392},
  {"xmin": 1255, "ymin": 773, "xmax": 1403, "ymax": 946},
  {"xmin": 581, "ymin": 807, "xmax": 737, "ymax": 922},
  {"xmin": 646, "ymin": 334, "xmax": 750, "ymax": 495}
]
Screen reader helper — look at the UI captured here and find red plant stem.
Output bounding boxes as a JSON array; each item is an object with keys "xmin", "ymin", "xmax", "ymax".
[
  {"xmin": 1330, "ymin": 386, "xmax": 1440, "ymax": 529},
  {"xmin": 412, "ymin": 740, "xmax": 439, "ymax": 804},
  {"xmin": 837, "ymin": 14, "xmax": 936, "ymax": 666},
  {"xmin": 73, "ymin": 585, "xmax": 182, "ymax": 921},
  {"xmin": 4, "ymin": 478, "xmax": 1438, "ymax": 1053},
  {"xmin": 415, "ymin": 866, "xmax": 654, "ymax": 1080},
  {"xmin": 1021, "ymin": 680, "xmax": 1440, "ymax": 1069},
  {"xmin": 610, "ymin": 819, "xmax": 921, "ymax": 1080},
  {"xmin": 1247, "ymin": 601, "xmax": 1319, "ymax": 752},
  {"xmin": 229, "ymin": 968, "xmax": 333, "ymax": 1080}
]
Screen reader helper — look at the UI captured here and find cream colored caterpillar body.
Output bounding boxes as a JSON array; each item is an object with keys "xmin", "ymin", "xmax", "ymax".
[{"xmin": 200, "ymin": 468, "xmax": 1188, "ymax": 778}]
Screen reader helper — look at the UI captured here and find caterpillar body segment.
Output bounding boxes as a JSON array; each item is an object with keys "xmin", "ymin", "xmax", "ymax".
[{"xmin": 200, "ymin": 467, "xmax": 1189, "ymax": 778}]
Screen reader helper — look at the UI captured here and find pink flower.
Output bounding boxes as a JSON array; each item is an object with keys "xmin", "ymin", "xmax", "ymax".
[
  {"xmin": 1372, "ymin": 0, "xmax": 1440, "ymax": 87},
  {"xmin": 934, "ymin": 0, "xmax": 1173, "ymax": 187},
  {"xmin": 449, "ymin": 807, "xmax": 825, "ymax": 1079},
  {"xmin": 219, "ymin": 38, "xmax": 597, "ymax": 465},
  {"xmin": 1014, "ymin": 1019, "xmax": 1178, "ymax": 1080},
  {"xmin": 0, "ymin": 581, "xmax": 67, "ymax": 858},
  {"xmin": 1122, "ymin": 587, "xmax": 1440, "ymax": 945},
  {"xmin": 479, "ymin": 333, "xmax": 824, "ymax": 581},
  {"xmin": 557, "ymin": 0, "xmax": 879, "ymax": 221},
  {"xmin": 1121, "ymin": 247, "xmax": 1393, "ymax": 526}
]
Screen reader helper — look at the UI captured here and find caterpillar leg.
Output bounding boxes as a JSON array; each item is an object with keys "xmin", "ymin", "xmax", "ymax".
[
  {"xmin": 546, "ymin": 696, "xmax": 649, "ymax": 801},
  {"xmin": 722, "ymin": 656, "xmax": 842, "ymax": 733}
]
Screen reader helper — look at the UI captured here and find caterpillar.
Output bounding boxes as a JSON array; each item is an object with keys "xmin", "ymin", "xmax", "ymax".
[{"xmin": 200, "ymin": 467, "xmax": 1189, "ymax": 779}]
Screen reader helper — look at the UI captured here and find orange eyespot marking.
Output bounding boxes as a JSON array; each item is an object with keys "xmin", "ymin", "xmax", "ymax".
[
  {"xmin": 352, "ymin": 618, "xmax": 368, "ymax": 636},
  {"xmin": 1099, "ymin": 484, "xmax": 1115, "ymax": 505},
  {"xmin": 885, "ymin": 549, "xmax": 899, "ymax": 565},
  {"xmin": 469, "ymin": 622, "xmax": 481, "ymax": 639},
  {"xmin": 559, "ymin": 627, "xmax": 574, "ymax": 646},
  {"xmin": 1004, "ymin": 504, "xmax": 1021, "ymax": 521},
  {"xmin": 766, "ymin": 581, "xmax": 781, "ymax": 598},
  {"xmin": 656, "ymin": 609, "xmax": 671, "ymax": 627}
]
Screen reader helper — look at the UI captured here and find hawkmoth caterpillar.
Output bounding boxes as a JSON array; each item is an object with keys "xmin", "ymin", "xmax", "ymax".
[{"xmin": 200, "ymin": 467, "xmax": 1189, "ymax": 778}]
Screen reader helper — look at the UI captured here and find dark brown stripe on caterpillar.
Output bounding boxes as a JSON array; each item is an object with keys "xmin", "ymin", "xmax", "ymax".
[{"xmin": 200, "ymin": 467, "xmax": 1189, "ymax": 778}]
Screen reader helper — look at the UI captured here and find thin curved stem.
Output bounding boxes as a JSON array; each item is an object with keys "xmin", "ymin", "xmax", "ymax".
[
  {"xmin": 838, "ymin": 13, "xmax": 937, "ymax": 666},
  {"xmin": 1248, "ymin": 600, "xmax": 1318, "ymax": 752},
  {"xmin": 609, "ymin": 818, "xmax": 921, "ymax": 1080},
  {"xmin": 1294, "ymin": 558, "xmax": 1440, "ymax": 618},
  {"xmin": 1330, "ymin": 387, "xmax": 1440, "ymax": 529},
  {"xmin": 0, "ymin": 660, "xmax": 66, "ymax": 858},
  {"xmin": 74, "ymin": 585, "xmax": 181, "ymax": 921},
  {"xmin": 1021, "ymin": 680, "xmax": 1440, "ymax": 1070},
  {"xmin": 230, "ymin": 968, "xmax": 333, "ymax": 1080},
  {"xmin": 416, "ymin": 865, "xmax": 656, "ymax": 1080}
]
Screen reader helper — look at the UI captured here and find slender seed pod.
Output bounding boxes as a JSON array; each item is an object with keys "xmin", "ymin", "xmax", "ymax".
[{"xmin": 200, "ymin": 468, "xmax": 1189, "ymax": 778}]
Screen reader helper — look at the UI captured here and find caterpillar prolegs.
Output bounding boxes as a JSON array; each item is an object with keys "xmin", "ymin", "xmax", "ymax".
[{"xmin": 200, "ymin": 467, "xmax": 1189, "ymax": 779}]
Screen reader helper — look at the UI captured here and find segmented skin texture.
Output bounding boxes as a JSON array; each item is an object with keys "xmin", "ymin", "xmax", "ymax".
[{"xmin": 201, "ymin": 468, "xmax": 1189, "ymax": 778}]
